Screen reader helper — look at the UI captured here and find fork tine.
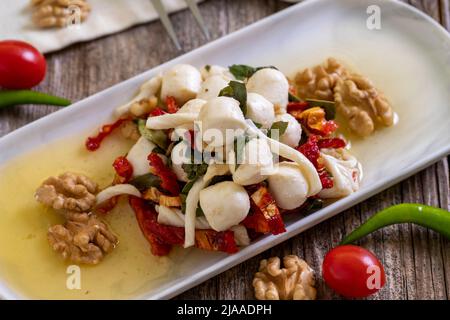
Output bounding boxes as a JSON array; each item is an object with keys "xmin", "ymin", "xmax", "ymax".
[
  {"xmin": 150, "ymin": 0, "xmax": 181, "ymax": 50},
  {"xmin": 185, "ymin": 0, "xmax": 210, "ymax": 40}
]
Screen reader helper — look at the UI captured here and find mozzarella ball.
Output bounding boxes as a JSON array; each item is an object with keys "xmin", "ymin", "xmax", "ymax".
[
  {"xmin": 198, "ymin": 96, "xmax": 247, "ymax": 147},
  {"xmin": 200, "ymin": 65, "xmax": 234, "ymax": 80},
  {"xmin": 197, "ymin": 75, "xmax": 230, "ymax": 100},
  {"xmin": 275, "ymin": 113, "xmax": 302, "ymax": 148},
  {"xmin": 199, "ymin": 181, "xmax": 250, "ymax": 231},
  {"xmin": 246, "ymin": 92, "xmax": 275, "ymax": 129},
  {"xmin": 246, "ymin": 68, "xmax": 289, "ymax": 114},
  {"xmin": 160, "ymin": 64, "xmax": 202, "ymax": 104},
  {"xmin": 267, "ymin": 162, "xmax": 309, "ymax": 210},
  {"xmin": 170, "ymin": 141, "xmax": 191, "ymax": 182},
  {"xmin": 178, "ymin": 98, "xmax": 207, "ymax": 114},
  {"xmin": 232, "ymin": 138, "xmax": 274, "ymax": 186}
]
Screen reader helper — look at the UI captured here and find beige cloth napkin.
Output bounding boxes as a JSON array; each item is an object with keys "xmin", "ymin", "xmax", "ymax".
[{"xmin": 0, "ymin": 0, "xmax": 198, "ymax": 53}]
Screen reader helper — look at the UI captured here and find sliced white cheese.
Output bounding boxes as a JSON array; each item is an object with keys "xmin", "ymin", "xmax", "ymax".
[
  {"xmin": 160, "ymin": 64, "xmax": 202, "ymax": 104},
  {"xmin": 126, "ymin": 137, "xmax": 156, "ymax": 177},
  {"xmin": 230, "ymin": 225, "xmax": 250, "ymax": 246},
  {"xmin": 232, "ymin": 138, "xmax": 274, "ymax": 186},
  {"xmin": 156, "ymin": 205, "xmax": 211, "ymax": 229},
  {"xmin": 96, "ymin": 184, "xmax": 141, "ymax": 205},
  {"xmin": 178, "ymin": 98, "xmax": 207, "ymax": 114},
  {"xmin": 171, "ymin": 141, "xmax": 191, "ymax": 182},
  {"xmin": 318, "ymin": 148, "xmax": 362, "ymax": 198},
  {"xmin": 146, "ymin": 113, "xmax": 198, "ymax": 130}
]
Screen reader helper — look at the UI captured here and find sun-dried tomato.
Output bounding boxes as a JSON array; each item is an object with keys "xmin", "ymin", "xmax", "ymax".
[
  {"xmin": 148, "ymin": 152, "xmax": 180, "ymax": 196},
  {"xmin": 297, "ymin": 135, "xmax": 321, "ymax": 167},
  {"xmin": 317, "ymin": 137, "xmax": 346, "ymax": 149},
  {"xmin": 113, "ymin": 156, "xmax": 133, "ymax": 182},
  {"xmin": 129, "ymin": 197, "xmax": 238, "ymax": 256},
  {"xmin": 243, "ymin": 184, "xmax": 285, "ymax": 235},
  {"xmin": 85, "ymin": 118, "xmax": 128, "ymax": 151},
  {"xmin": 165, "ymin": 96, "xmax": 179, "ymax": 114},
  {"xmin": 294, "ymin": 107, "xmax": 338, "ymax": 137},
  {"xmin": 297, "ymin": 135, "xmax": 334, "ymax": 189},
  {"xmin": 149, "ymin": 108, "xmax": 166, "ymax": 117},
  {"xmin": 287, "ymin": 101, "xmax": 309, "ymax": 112}
]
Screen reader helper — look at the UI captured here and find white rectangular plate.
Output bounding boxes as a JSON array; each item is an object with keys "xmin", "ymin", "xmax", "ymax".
[{"xmin": 0, "ymin": 0, "xmax": 449, "ymax": 299}]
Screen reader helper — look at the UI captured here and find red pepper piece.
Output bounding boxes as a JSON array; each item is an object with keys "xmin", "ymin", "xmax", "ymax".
[
  {"xmin": 112, "ymin": 156, "xmax": 134, "ymax": 182},
  {"xmin": 149, "ymin": 108, "xmax": 166, "ymax": 117},
  {"xmin": 129, "ymin": 197, "xmax": 238, "ymax": 255},
  {"xmin": 165, "ymin": 96, "xmax": 179, "ymax": 114},
  {"xmin": 243, "ymin": 184, "xmax": 285, "ymax": 235},
  {"xmin": 317, "ymin": 138, "xmax": 346, "ymax": 149},
  {"xmin": 148, "ymin": 152, "xmax": 180, "ymax": 196},
  {"xmin": 297, "ymin": 135, "xmax": 334, "ymax": 189},
  {"xmin": 129, "ymin": 196, "xmax": 172, "ymax": 256},
  {"xmin": 85, "ymin": 118, "xmax": 128, "ymax": 151}
]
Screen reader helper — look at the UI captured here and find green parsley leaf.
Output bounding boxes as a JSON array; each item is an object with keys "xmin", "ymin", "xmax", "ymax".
[
  {"xmin": 219, "ymin": 80, "xmax": 247, "ymax": 115},
  {"xmin": 267, "ymin": 121, "xmax": 289, "ymax": 139}
]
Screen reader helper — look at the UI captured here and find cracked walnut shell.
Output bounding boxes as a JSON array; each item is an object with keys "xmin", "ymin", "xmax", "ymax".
[
  {"xmin": 253, "ymin": 255, "xmax": 317, "ymax": 300},
  {"xmin": 48, "ymin": 212, "xmax": 118, "ymax": 264},
  {"xmin": 334, "ymin": 75, "xmax": 394, "ymax": 137},
  {"xmin": 35, "ymin": 172, "xmax": 98, "ymax": 212}
]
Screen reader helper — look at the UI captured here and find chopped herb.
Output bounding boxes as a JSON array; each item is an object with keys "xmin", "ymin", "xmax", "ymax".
[
  {"xmin": 196, "ymin": 206, "xmax": 205, "ymax": 217},
  {"xmin": 267, "ymin": 121, "xmax": 289, "ymax": 139},
  {"xmin": 253, "ymin": 122, "xmax": 263, "ymax": 129},
  {"xmin": 305, "ymin": 98, "xmax": 336, "ymax": 120},
  {"xmin": 182, "ymin": 162, "xmax": 208, "ymax": 180},
  {"xmin": 233, "ymin": 135, "xmax": 250, "ymax": 170},
  {"xmin": 288, "ymin": 92, "xmax": 301, "ymax": 102},
  {"xmin": 228, "ymin": 64, "xmax": 278, "ymax": 81},
  {"xmin": 219, "ymin": 80, "xmax": 247, "ymax": 115},
  {"xmin": 304, "ymin": 198, "xmax": 324, "ymax": 213},
  {"xmin": 207, "ymin": 175, "xmax": 232, "ymax": 186},
  {"xmin": 204, "ymin": 65, "xmax": 211, "ymax": 72},
  {"xmin": 137, "ymin": 119, "xmax": 168, "ymax": 149},
  {"xmin": 129, "ymin": 173, "xmax": 161, "ymax": 192}
]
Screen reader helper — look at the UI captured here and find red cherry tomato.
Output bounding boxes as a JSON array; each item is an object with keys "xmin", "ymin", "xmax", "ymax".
[
  {"xmin": 0, "ymin": 40, "xmax": 46, "ymax": 89},
  {"xmin": 322, "ymin": 245, "xmax": 385, "ymax": 298}
]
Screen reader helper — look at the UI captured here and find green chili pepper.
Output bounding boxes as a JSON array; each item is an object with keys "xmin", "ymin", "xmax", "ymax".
[
  {"xmin": 341, "ymin": 204, "xmax": 450, "ymax": 245},
  {"xmin": 0, "ymin": 90, "xmax": 71, "ymax": 108}
]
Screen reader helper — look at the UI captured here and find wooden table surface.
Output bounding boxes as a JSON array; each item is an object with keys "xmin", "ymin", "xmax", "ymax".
[{"xmin": 0, "ymin": 0, "xmax": 448, "ymax": 300}]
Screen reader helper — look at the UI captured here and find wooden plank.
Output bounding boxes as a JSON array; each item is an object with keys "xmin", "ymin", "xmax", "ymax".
[{"xmin": 0, "ymin": 0, "xmax": 448, "ymax": 301}]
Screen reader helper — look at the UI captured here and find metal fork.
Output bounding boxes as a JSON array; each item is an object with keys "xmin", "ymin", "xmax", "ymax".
[{"xmin": 150, "ymin": 0, "xmax": 210, "ymax": 50}]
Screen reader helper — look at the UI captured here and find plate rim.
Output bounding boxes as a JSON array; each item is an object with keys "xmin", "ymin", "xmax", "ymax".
[{"xmin": 0, "ymin": 0, "xmax": 449, "ymax": 300}]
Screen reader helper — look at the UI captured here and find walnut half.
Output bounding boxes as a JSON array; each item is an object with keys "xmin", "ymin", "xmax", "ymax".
[
  {"xmin": 35, "ymin": 172, "xmax": 98, "ymax": 212},
  {"xmin": 294, "ymin": 58, "xmax": 394, "ymax": 137},
  {"xmin": 31, "ymin": 0, "xmax": 91, "ymax": 29},
  {"xmin": 253, "ymin": 255, "xmax": 317, "ymax": 300},
  {"xmin": 334, "ymin": 75, "xmax": 394, "ymax": 137},
  {"xmin": 48, "ymin": 212, "xmax": 118, "ymax": 265}
]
